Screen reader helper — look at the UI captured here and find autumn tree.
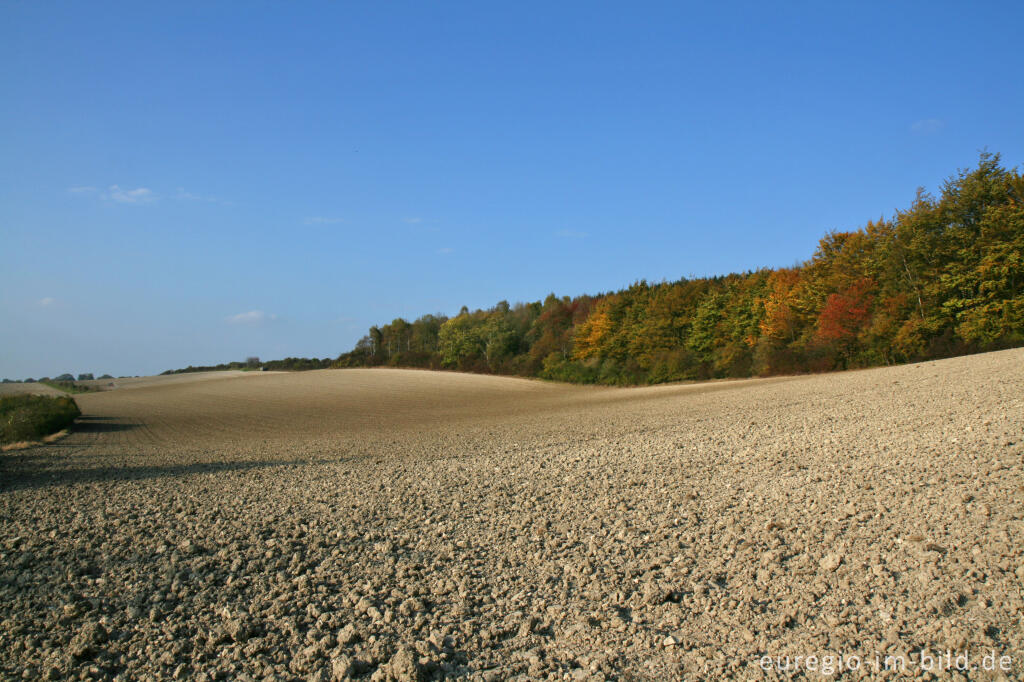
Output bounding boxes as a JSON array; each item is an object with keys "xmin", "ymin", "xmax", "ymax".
[{"xmin": 335, "ymin": 153, "xmax": 1023, "ymax": 385}]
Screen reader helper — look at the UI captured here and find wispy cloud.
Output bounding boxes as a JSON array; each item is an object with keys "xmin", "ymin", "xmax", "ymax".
[
  {"xmin": 556, "ymin": 229, "xmax": 589, "ymax": 238},
  {"xmin": 226, "ymin": 310, "xmax": 277, "ymax": 325},
  {"xmin": 436, "ymin": 247, "xmax": 453, "ymax": 255},
  {"xmin": 104, "ymin": 185, "xmax": 155, "ymax": 204},
  {"xmin": 305, "ymin": 216, "xmax": 344, "ymax": 225},
  {"xmin": 910, "ymin": 118, "xmax": 944, "ymax": 135},
  {"xmin": 74, "ymin": 184, "xmax": 229, "ymax": 205},
  {"xmin": 176, "ymin": 187, "xmax": 224, "ymax": 204},
  {"xmin": 404, "ymin": 217, "xmax": 422, "ymax": 224},
  {"xmin": 39, "ymin": 297, "xmax": 55, "ymax": 307}
]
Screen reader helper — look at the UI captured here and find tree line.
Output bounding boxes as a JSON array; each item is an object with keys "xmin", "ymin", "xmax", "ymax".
[
  {"xmin": 160, "ymin": 357, "xmax": 335, "ymax": 375},
  {"xmin": 335, "ymin": 153, "xmax": 1023, "ymax": 384},
  {"xmin": 159, "ymin": 154, "xmax": 1021, "ymax": 385}
]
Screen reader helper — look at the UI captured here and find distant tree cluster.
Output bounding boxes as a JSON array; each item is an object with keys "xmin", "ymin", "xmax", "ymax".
[
  {"xmin": 334, "ymin": 153, "xmax": 1023, "ymax": 384},
  {"xmin": 161, "ymin": 362, "xmax": 251, "ymax": 375},
  {"xmin": 263, "ymin": 357, "xmax": 335, "ymax": 371},
  {"xmin": 161, "ymin": 357, "xmax": 335, "ymax": 375},
  {"xmin": 2, "ymin": 373, "xmax": 113, "ymax": 384}
]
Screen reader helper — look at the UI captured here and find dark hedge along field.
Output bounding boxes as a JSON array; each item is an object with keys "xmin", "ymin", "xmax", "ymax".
[{"xmin": 0, "ymin": 394, "xmax": 80, "ymax": 446}]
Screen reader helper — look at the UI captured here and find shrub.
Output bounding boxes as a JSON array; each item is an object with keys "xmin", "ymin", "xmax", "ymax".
[
  {"xmin": 39, "ymin": 380, "xmax": 98, "ymax": 394},
  {"xmin": 1, "ymin": 394, "xmax": 81, "ymax": 445}
]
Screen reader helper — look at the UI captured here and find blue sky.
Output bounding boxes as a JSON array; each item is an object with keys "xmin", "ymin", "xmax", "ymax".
[{"xmin": 2, "ymin": 1, "xmax": 1022, "ymax": 378}]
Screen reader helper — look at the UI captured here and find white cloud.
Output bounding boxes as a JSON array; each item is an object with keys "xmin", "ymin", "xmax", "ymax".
[
  {"xmin": 39, "ymin": 297, "xmax": 55, "ymax": 307},
  {"xmin": 105, "ymin": 185, "xmax": 155, "ymax": 204},
  {"xmin": 305, "ymin": 216, "xmax": 344, "ymax": 225},
  {"xmin": 910, "ymin": 119, "xmax": 944, "ymax": 135},
  {"xmin": 227, "ymin": 310, "xmax": 277, "ymax": 325},
  {"xmin": 436, "ymin": 247, "xmax": 453, "ymax": 255},
  {"xmin": 68, "ymin": 186, "xmax": 97, "ymax": 194},
  {"xmin": 556, "ymin": 229, "xmax": 589, "ymax": 238},
  {"xmin": 404, "ymin": 217, "xmax": 422, "ymax": 224}
]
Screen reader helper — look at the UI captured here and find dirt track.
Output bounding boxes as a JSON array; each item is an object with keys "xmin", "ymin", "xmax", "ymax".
[{"xmin": 1, "ymin": 351, "xmax": 1022, "ymax": 680}]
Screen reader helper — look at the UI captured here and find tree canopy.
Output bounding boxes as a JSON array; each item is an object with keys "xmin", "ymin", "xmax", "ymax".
[{"xmin": 157, "ymin": 154, "xmax": 1022, "ymax": 387}]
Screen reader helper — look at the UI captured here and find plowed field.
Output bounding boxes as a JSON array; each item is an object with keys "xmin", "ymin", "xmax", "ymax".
[{"xmin": 2, "ymin": 351, "xmax": 1022, "ymax": 680}]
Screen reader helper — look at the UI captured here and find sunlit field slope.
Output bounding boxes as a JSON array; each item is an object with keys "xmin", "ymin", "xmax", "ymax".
[{"xmin": 1, "ymin": 349, "xmax": 1022, "ymax": 679}]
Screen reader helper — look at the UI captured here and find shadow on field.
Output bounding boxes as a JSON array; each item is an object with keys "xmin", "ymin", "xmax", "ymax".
[
  {"xmin": 73, "ymin": 416, "xmax": 140, "ymax": 433},
  {"xmin": 0, "ymin": 449, "xmax": 309, "ymax": 492}
]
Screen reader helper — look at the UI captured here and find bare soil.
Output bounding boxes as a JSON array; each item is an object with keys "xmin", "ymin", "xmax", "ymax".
[{"xmin": 1, "ymin": 350, "xmax": 1022, "ymax": 680}]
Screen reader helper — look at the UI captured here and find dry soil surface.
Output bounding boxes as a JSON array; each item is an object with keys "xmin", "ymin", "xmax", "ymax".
[{"xmin": 1, "ymin": 351, "xmax": 1022, "ymax": 681}]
